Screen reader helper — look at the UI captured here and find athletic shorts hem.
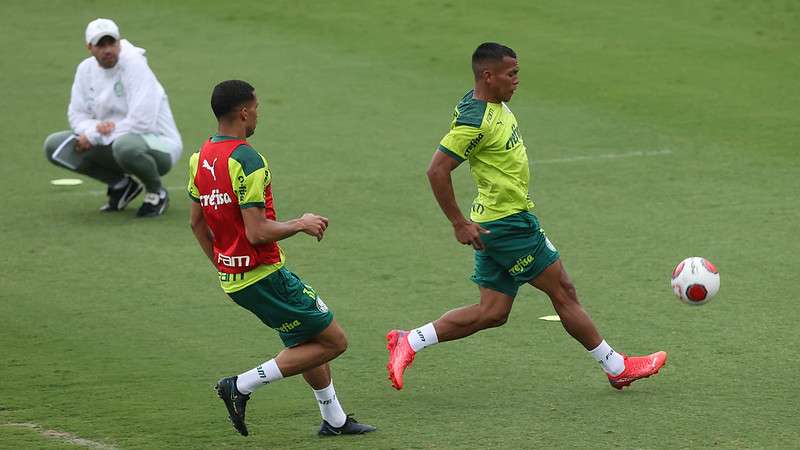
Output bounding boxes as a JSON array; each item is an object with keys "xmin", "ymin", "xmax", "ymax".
[
  {"xmin": 516, "ymin": 253, "xmax": 561, "ymax": 286},
  {"xmin": 470, "ymin": 277, "xmax": 519, "ymax": 298},
  {"xmin": 282, "ymin": 313, "xmax": 334, "ymax": 348}
]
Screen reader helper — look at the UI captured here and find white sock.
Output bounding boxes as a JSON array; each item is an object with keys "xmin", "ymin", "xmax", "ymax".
[
  {"xmin": 589, "ymin": 340, "xmax": 625, "ymax": 376},
  {"xmin": 313, "ymin": 381, "xmax": 347, "ymax": 428},
  {"xmin": 236, "ymin": 359, "xmax": 283, "ymax": 394},
  {"xmin": 407, "ymin": 322, "xmax": 439, "ymax": 352}
]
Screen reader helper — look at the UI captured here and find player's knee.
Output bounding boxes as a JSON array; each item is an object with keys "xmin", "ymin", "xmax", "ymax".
[
  {"xmin": 111, "ymin": 134, "xmax": 146, "ymax": 163},
  {"xmin": 325, "ymin": 329, "xmax": 348, "ymax": 357},
  {"xmin": 43, "ymin": 133, "xmax": 61, "ymax": 163},
  {"xmin": 561, "ymin": 279, "xmax": 578, "ymax": 302},
  {"xmin": 550, "ymin": 283, "xmax": 579, "ymax": 307},
  {"xmin": 331, "ymin": 335, "xmax": 347, "ymax": 358}
]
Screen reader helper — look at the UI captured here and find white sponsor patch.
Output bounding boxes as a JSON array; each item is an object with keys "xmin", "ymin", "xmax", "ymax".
[
  {"xmin": 545, "ymin": 237, "xmax": 557, "ymax": 252},
  {"xmin": 316, "ymin": 296, "xmax": 329, "ymax": 313}
]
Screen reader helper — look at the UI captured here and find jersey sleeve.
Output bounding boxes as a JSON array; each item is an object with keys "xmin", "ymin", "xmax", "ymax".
[
  {"xmin": 187, "ymin": 152, "xmax": 200, "ymax": 202},
  {"xmin": 438, "ymin": 125, "xmax": 485, "ymax": 162},
  {"xmin": 229, "ymin": 144, "xmax": 269, "ymax": 209}
]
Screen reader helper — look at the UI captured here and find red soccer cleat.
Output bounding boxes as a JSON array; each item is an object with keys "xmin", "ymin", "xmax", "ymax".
[
  {"xmin": 386, "ymin": 330, "xmax": 416, "ymax": 390},
  {"xmin": 607, "ymin": 351, "xmax": 667, "ymax": 390}
]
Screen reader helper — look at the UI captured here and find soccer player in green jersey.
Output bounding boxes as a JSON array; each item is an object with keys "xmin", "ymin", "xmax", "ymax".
[
  {"xmin": 189, "ymin": 80, "xmax": 375, "ymax": 437},
  {"xmin": 387, "ymin": 43, "xmax": 667, "ymax": 391}
]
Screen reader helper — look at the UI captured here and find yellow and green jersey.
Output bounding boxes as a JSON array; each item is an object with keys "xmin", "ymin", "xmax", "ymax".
[{"xmin": 438, "ymin": 90, "xmax": 534, "ymax": 223}]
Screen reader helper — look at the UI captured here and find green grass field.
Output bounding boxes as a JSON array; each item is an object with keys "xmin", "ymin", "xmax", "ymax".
[{"xmin": 2, "ymin": 1, "xmax": 799, "ymax": 448}]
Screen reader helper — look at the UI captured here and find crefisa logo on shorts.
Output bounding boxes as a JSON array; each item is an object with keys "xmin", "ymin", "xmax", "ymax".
[
  {"xmin": 508, "ymin": 254, "xmax": 534, "ymax": 276},
  {"xmin": 316, "ymin": 296, "xmax": 329, "ymax": 313}
]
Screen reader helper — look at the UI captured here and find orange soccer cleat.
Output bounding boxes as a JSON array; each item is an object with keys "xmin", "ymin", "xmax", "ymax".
[
  {"xmin": 386, "ymin": 330, "xmax": 416, "ymax": 390},
  {"xmin": 608, "ymin": 351, "xmax": 667, "ymax": 390}
]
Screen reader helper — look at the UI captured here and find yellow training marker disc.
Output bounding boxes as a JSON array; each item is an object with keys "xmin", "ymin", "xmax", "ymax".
[
  {"xmin": 538, "ymin": 315, "xmax": 561, "ymax": 322},
  {"xmin": 50, "ymin": 178, "xmax": 84, "ymax": 186}
]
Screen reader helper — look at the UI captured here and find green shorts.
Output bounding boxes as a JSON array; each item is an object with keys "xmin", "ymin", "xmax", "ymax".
[
  {"xmin": 471, "ymin": 211, "xmax": 560, "ymax": 298},
  {"xmin": 227, "ymin": 267, "xmax": 334, "ymax": 347}
]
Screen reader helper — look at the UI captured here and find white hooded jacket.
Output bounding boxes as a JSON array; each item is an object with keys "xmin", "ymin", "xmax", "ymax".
[{"xmin": 68, "ymin": 39, "xmax": 182, "ymax": 163}]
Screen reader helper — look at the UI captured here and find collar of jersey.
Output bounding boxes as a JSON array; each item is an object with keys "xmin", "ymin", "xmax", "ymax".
[{"xmin": 210, "ymin": 134, "xmax": 242, "ymax": 143}]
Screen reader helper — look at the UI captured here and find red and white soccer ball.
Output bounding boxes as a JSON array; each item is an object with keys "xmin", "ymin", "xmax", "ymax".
[{"xmin": 671, "ymin": 257, "xmax": 720, "ymax": 305}]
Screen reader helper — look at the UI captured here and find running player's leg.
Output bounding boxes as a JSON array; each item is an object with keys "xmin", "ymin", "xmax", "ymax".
[
  {"xmin": 386, "ymin": 287, "xmax": 512, "ymax": 389},
  {"xmin": 431, "ymin": 287, "xmax": 514, "ymax": 342},
  {"xmin": 215, "ymin": 322, "xmax": 346, "ymax": 438},
  {"xmin": 528, "ymin": 259, "xmax": 602, "ymax": 350},
  {"xmin": 219, "ymin": 271, "xmax": 374, "ymax": 436},
  {"xmin": 274, "ymin": 320, "xmax": 347, "ymax": 376},
  {"xmin": 387, "ymin": 284, "xmax": 515, "ymax": 390},
  {"xmin": 302, "ymin": 363, "xmax": 346, "ymax": 426},
  {"xmin": 387, "ymin": 221, "xmax": 519, "ymax": 390},
  {"xmin": 529, "ymin": 258, "xmax": 667, "ymax": 388}
]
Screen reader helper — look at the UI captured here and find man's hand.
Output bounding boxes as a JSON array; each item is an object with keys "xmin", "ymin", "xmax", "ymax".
[
  {"xmin": 96, "ymin": 121, "xmax": 115, "ymax": 135},
  {"xmin": 75, "ymin": 134, "xmax": 92, "ymax": 152},
  {"xmin": 298, "ymin": 213, "xmax": 329, "ymax": 241},
  {"xmin": 453, "ymin": 220, "xmax": 490, "ymax": 250}
]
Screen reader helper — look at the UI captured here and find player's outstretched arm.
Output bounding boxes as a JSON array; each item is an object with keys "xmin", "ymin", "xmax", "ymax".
[
  {"xmin": 242, "ymin": 207, "xmax": 328, "ymax": 244},
  {"xmin": 190, "ymin": 202, "xmax": 215, "ymax": 264},
  {"xmin": 426, "ymin": 150, "xmax": 489, "ymax": 250}
]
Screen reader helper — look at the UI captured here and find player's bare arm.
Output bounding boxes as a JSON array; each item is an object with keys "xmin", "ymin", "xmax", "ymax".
[
  {"xmin": 426, "ymin": 150, "xmax": 489, "ymax": 250},
  {"xmin": 241, "ymin": 207, "xmax": 328, "ymax": 244},
  {"xmin": 189, "ymin": 202, "xmax": 214, "ymax": 262}
]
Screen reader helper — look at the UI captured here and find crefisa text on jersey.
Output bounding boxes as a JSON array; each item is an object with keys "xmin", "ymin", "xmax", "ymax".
[{"xmin": 199, "ymin": 189, "xmax": 233, "ymax": 210}]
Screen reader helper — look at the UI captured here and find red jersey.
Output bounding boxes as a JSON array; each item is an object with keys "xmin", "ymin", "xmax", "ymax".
[{"xmin": 191, "ymin": 136, "xmax": 281, "ymax": 273}]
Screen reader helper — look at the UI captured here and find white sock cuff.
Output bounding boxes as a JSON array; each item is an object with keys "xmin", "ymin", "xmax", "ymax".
[
  {"xmin": 588, "ymin": 340, "xmax": 625, "ymax": 376},
  {"xmin": 261, "ymin": 359, "xmax": 283, "ymax": 381},
  {"xmin": 313, "ymin": 380, "xmax": 336, "ymax": 398},
  {"xmin": 589, "ymin": 340, "xmax": 611, "ymax": 357},
  {"xmin": 408, "ymin": 322, "xmax": 439, "ymax": 352},
  {"xmin": 236, "ymin": 358, "xmax": 283, "ymax": 394},
  {"xmin": 313, "ymin": 380, "xmax": 346, "ymax": 427}
]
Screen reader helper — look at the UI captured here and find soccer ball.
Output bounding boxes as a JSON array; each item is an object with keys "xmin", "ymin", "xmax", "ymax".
[{"xmin": 670, "ymin": 257, "xmax": 720, "ymax": 305}]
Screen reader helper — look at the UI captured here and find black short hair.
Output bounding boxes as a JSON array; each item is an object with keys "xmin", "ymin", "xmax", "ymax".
[
  {"xmin": 211, "ymin": 80, "xmax": 255, "ymax": 119},
  {"xmin": 472, "ymin": 42, "xmax": 517, "ymax": 78}
]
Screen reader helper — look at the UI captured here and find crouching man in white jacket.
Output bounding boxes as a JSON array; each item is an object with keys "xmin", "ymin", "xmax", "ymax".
[{"xmin": 44, "ymin": 18, "xmax": 182, "ymax": 217}]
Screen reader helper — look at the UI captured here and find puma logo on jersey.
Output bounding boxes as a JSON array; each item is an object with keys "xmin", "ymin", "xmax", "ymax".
[{"xmin": 202, "ymin": 158, "xmax": 218, "ymax": 181}]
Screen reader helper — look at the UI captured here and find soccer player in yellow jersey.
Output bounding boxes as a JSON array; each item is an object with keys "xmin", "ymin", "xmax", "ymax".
[{"xmin": 387, "ymin": 43, "xmax": 667, "ymax": 391}]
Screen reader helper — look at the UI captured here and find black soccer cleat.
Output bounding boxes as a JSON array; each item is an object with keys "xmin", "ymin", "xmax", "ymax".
[
  {"xmin": 136, "ymin": 189, "xmax": 169, "ymax": 218},
  {"xmin": 215, "ymin": 376, "xmax": 250, "ymax": 437},
  {"xmin": 318, "ymin": 415, "xmax": 376, "ymax": 437},
  {"xmin": 100, "ymin": 176, "xmax": 142, "ymax": 212}
]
